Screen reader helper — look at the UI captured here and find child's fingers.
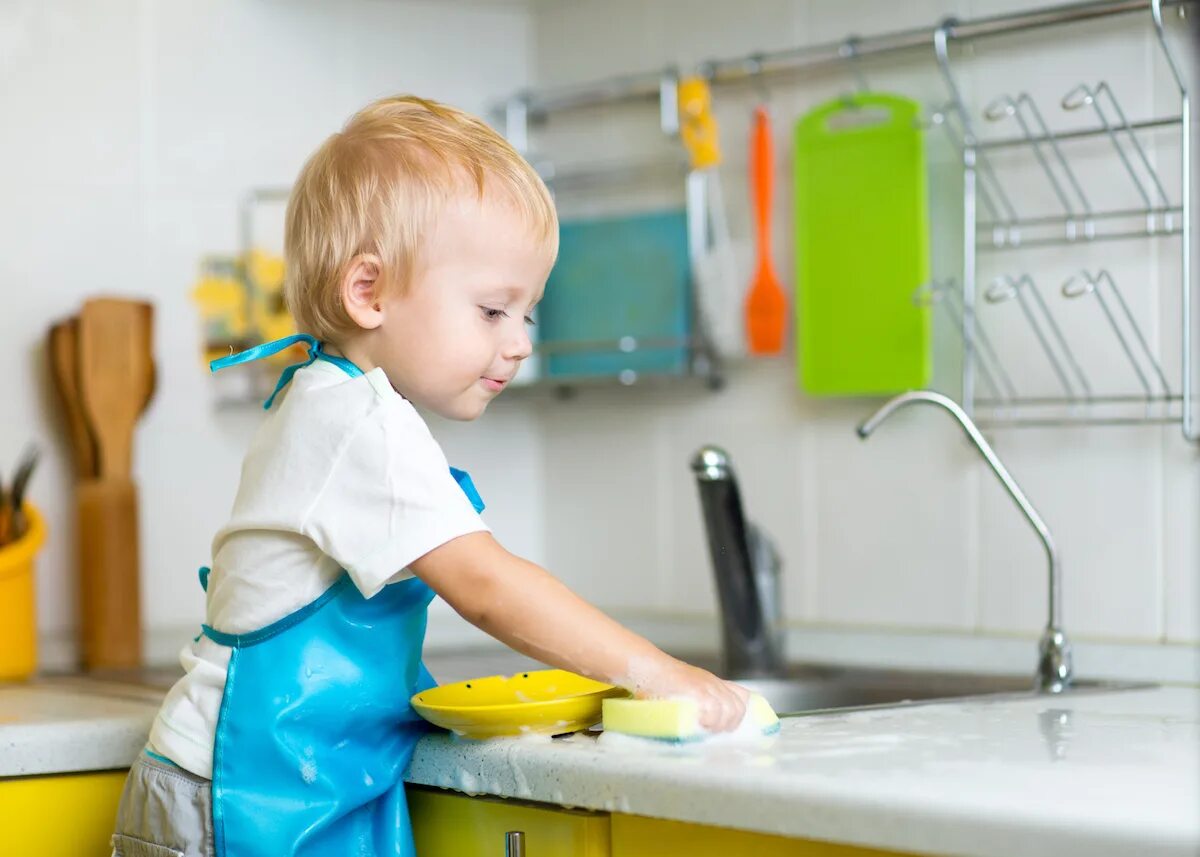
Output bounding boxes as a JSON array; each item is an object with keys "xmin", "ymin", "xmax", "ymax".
[{"xmin": 697, "ymin": 681, "xmax": 749, "ymax": 732}]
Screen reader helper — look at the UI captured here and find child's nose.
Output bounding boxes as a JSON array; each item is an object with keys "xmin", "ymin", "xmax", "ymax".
[{"xmin": 504, "ymin": 323, "xmax": 533, "ymax": 362}]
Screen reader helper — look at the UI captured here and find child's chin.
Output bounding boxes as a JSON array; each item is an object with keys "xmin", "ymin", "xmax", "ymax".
[{"xmin": 437, "ymin": 398, "xmax": 490, "ymax": 422}]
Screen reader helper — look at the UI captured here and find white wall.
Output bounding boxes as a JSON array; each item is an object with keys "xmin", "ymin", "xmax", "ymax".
[
  {"xmin": 5, "ymin": 0, "xmax": 1196, "ymax": 682},
  {"xmin": 525, "ymin": 0, "xmax": 1199, "ymax": 680},
  {"xmin": 0, "ymin": 0, "xmax": 542, "ymax": 668}
]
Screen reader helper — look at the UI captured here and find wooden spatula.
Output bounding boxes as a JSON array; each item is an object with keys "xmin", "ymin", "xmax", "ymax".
[
  {"xmin": 744, "ymin": 105, "xmax": 788, "ymax": 355},
  {"xmin": 137, "ymin": 302, "xmax": 157, "ymax": 417},
  {"xmin": 78, "ymin": 477, "xmax": 141, "ymax": 669},
  {"xmin": 74, "ymin": 298, "xmax": 153, "ymax": 670},
  {"xmin": 77, "ymin": 298, "xmax": 154, "ymax": 479},
  {"xmin": 48, "ymin": 318, "xmax": 98, "ymax": 479}
]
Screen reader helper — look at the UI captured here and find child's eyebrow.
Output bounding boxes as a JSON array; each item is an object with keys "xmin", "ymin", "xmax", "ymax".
[{"xmin": 485, "ymin": 284, "xmax": 538, "ymax": 304}]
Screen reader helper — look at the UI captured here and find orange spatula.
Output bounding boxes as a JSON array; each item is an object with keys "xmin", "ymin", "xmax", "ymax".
[{"xmin": 745, "ymin": 105, "xmax": 788, "ymax": 355}]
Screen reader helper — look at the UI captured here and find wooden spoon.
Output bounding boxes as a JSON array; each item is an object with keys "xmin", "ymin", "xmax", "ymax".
[
  {"xmin": 78, "ymin": 299, "xmax": 154, "ymax": 479},
  {"xmin": 48, "ymin": 318, "xmax": 98, "ymax": 479}
]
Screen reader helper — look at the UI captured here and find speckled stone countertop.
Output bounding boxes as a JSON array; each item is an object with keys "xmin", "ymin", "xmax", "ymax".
[
  {"xmin": 0, "ymin": 678, "xmax": 160, "ymax": 776},
  {"xmin": 406, "ymin": 685, "xmax": 1200, "ymax": 857},
  {"xmin": 5, "ymin": 658, "xmax": 1197, "ymax": 857},
  {"xmin": 0, "ymin": 649, "xmax": 544, "ymax": 778}
]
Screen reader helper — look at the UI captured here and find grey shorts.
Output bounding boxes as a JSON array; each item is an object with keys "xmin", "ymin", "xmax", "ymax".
[{"xmin": 110, "ymin": 747, "xmax": 214, "ymax": 857}]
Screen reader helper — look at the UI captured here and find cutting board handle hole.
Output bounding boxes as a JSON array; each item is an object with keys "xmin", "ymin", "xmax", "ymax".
[{"xmin": 824, "ymin": 106, "xmax": 893, "ymax": 132}]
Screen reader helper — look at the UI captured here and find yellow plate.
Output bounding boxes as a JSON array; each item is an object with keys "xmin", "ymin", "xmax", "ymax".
[{"xmin": 411, "ymin": 669, "xmax": 629, "ymax": 740}]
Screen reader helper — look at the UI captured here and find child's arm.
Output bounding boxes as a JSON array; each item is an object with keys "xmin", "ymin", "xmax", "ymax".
[{"xmin": 410, "ymin": 532, "xmax": 750, "ymax": 732}]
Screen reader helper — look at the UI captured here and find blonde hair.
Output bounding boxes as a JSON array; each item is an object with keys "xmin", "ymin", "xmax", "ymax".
[{"xmin": 284, "ymin": 95, "xmax": 558, "ymax": 341}]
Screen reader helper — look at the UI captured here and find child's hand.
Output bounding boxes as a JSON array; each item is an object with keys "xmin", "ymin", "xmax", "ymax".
[{"xmin": 634, "ymin": 658, "xmax": 750, "ymax": 733}]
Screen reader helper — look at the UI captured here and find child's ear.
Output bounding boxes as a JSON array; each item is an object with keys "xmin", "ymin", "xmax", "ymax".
[{"xmin": 340, "ymin": 254, "xmax": 384, "ymax": 330}]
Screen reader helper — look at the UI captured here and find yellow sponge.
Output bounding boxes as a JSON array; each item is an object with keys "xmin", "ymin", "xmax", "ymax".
[{"xmin": 601, "ymin": 693, "xmax": 780, "ymax": 742}]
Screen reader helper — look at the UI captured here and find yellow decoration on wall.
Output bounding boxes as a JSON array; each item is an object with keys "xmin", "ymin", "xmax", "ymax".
[{"xmin": 191, "ymin": 249, "xmax": 299, "ymax": 367}]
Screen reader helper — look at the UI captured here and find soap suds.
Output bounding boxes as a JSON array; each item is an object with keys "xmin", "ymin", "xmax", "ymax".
[{"xmin": 299, "ymin": 745, "xmax": 318, "ymax": 784}]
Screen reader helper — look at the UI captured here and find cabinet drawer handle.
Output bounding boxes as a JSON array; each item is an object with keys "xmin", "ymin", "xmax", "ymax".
[{"xmin": 505, "ymin": 830, "xmax": 525, "ymax": 857}]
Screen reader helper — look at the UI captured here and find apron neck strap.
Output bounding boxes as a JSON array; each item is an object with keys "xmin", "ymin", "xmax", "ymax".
[{"xmin": 211, "ymin": 333, "xmax": 364, "ymax": 410}]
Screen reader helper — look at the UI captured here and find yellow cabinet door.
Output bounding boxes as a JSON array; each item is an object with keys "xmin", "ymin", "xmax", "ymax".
[
  {"xmin": 612, "ymin": 813, "xmax": 918, "ymax": 856},
  {"xmin": 408, "ymin": 785, "xmax": 611, "ymax": 857},
  {"xmin": 0, "ymin": 769, "xmax": 127, "ymax": 857}
]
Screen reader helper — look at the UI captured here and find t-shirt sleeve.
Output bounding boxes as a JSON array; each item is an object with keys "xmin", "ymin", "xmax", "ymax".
[{"xmin": 302, "ymin": 402, "xmax": 489, "ymax": 598}]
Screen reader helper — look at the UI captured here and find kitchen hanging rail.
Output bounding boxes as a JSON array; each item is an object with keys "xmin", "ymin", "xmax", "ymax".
[
  {"xmin": 495, "ymin": 0, "xmax": 1196, "ymax": 440},
  {"xmin": 493, "ymin": 1, "xmax": 1188, "ymax": 122}
]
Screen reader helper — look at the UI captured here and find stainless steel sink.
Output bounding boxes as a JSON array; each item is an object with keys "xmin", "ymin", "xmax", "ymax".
[
  {"xmin": 737, "ymin": 669, "xmax": 1043, "ymax": 716},
  {"xmin": 676, "ymin": 653, "xmax": 1141, "ymax": 716},
  {"xmin": 41, "ymin": 651, "xmax": 1144, "ymax": 720}
]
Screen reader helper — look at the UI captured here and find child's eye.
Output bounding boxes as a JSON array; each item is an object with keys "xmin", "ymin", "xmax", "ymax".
[
  {"xmin": 524, "ymin": 316, "xmax": 536, "ymax": 327},
  {"xmin": 480, "ymin": 306, "xmax": 507, "ymax": 321}
]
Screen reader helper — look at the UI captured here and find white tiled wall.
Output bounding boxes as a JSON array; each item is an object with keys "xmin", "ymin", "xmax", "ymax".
[
  {"xmin": 5, "ymin": 0, "xmax": 1196, "ymax": 677},
  {"xmin": 527, "ymin": 0, "xmax": 1200, "ymax": 664},
  {"xmin": 0, "ymin": 0, "xmax": 542, "ymax": 667}
]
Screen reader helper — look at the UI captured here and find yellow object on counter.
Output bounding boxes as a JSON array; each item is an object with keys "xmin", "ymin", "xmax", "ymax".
[
  {"xmin": 601, "ymin": 692, "xmax": 780, "ymax": 742},
  {"xmin": 0, "ymin": 504, "xmax": 45, "ymax": 681},
  {"xmin": 411, "ymin": 669, "xmax": 628, "ymax": 740}
]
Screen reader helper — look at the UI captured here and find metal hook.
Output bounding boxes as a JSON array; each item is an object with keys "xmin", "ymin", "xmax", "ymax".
[
  {"xmin": 659, "ymin": 68, "xmax": 680, "ymax": 137},
  {"xmin": 934, "ymin": 21, "xmax": 1021, "ymax": 246},
  {"xmin": 984, "ymin": 92, "xmax": 1094, "ymax": 239},
  {"xmin": 838, "ymin": 36, "xmax": 869, "ymax": 93},
  {"xmin": 1016, "ymin": 273, "xmax": 1092, "ymax": 400},
  {"xmin": 1061, "ymin": 270, "xmax": 1170, "ymax": 400},
  {"xmin": 915, "ymin": 279, "xmax": 1017, "ymax": 402},
  {"xmin": 1150, "ymin": 0, "xmax": 1188, "ymax": 95},
  {"xmin": 986, "ymin": 274, "xmax": 1089, "ymax": 401},
  {"xmin": 1091, "ymin": 269, "xmax": 1171, "ymax": 397},
  {"xmin": 744, "ymin": 54, "xmax": 769, "ymax": 105},
  {"xmin": 933, "ymin": 21, "xmax": 970, "ymax": 144},
  {"xmin": 983, "ymin": 277, "xmax": 1018, "ymax": 304},
  {"xmin": 1060, "ymin": 84, "xmax": 1093, "ymax": 111},
  {"xmin": 928, "ymin": 102, "xmax": 1008, "ymax": 233},
  {"xmin": 1061, "ymin": 271, "xmax": 1149, "ymax": 400},
  {"xmin": 1062, "ymin": 82, "xmax": 1172, "ymax": 231}
]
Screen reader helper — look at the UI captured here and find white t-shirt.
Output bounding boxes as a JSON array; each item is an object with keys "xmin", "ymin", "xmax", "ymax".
[{"xmin": 148, "ymin": 359, "xmax": 488, "ymax": 778}]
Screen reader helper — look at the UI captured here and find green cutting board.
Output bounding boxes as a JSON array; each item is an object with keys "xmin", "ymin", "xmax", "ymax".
[{"xmin": 794, "ymin": 93, "xmax": 931, "ymax": 395}]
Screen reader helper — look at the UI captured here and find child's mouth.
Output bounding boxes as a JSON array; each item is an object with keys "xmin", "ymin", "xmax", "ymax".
[{"xmin": 481, "ymin": 377, "xmax": 508, "ymax": 393}]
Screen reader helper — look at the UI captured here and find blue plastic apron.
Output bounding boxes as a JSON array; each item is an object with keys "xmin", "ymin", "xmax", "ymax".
[{"xmin": 202, "ymin": 334, "xmax": 484, "ymax": 856}]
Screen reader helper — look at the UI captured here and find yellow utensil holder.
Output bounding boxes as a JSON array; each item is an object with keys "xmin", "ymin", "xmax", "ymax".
[{"xmin": 0, "ymin": 504, "xmax": 45, "ymax": 681}]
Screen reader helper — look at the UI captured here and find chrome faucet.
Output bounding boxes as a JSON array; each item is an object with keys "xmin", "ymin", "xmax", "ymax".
[
  {"xmin": 690, "ymin": 446, "xmax": 784, "ymax": 678},
  {"xmin": 857, "ymin": 391, "xmax": 1073, "ymax": 693}
]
